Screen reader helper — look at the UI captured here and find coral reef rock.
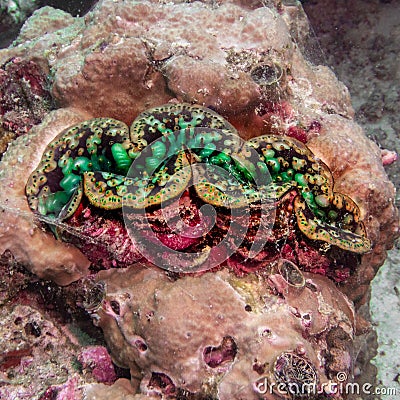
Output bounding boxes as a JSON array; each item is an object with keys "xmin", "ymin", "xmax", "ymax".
[
  {"xmin": 89, "ymin": 266, "xmax": 355, "ymax": 399},
  {"xmin": 0, "ymin": 303, "xmax": 80, "ymax": 399},
  {"xmin": 0, "ymin": 0, "xmax": 398, "ymax": 398}
]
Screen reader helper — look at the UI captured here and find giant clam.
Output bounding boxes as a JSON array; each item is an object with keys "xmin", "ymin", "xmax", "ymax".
[{"xmin": 25, "ymin": 103, "xmax": 371, "ymax": 273}]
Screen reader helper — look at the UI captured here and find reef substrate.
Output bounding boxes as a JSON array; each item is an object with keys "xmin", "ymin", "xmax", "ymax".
[{"xmin": 0, "ymin": 0, "xmax": 398, "ymax": 399}]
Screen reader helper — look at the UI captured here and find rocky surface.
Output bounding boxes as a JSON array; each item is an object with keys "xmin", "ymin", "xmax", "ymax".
[
  {"xmin": 91, "ymin": 265, "xmax": 356, "ymax": 399},
  {"xmin": 0, "ymin": 0, "xmax": 398, "ymax": 399},
  {"xmin": 0, "ymin": 0, "xmax": 98, "ymax": 48},
  {"xmin": 0, "ymin": 254, "xmax": 119, "ymax": 399},
  {"xmin": 303, "ymin": 0, "xmax": 399, "ymax": 207},
  {"xmin": 0, "ymin": 0, "xmax": 397, "ymax": 301}
]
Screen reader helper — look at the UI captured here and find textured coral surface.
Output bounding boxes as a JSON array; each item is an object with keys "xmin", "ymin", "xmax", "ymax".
[
  {"xmin": 0, "ymin": 0, "xmax": 398, "ymax": 399},
  {"xmin": 0, "ymin": 57, "xmax": 53, "ymax": 135},
  {"xmin": 0, "ymin": 0, "xmax": 397, "ymax": 299},
  {"xmin": 90, "ymin": 265, "xmax": 355, "ymax": 399}
]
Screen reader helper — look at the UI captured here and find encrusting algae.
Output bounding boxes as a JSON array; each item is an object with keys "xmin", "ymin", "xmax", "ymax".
[{"xmin": 0, "ymin": 1, "xmax": 398, "ymax": 399}]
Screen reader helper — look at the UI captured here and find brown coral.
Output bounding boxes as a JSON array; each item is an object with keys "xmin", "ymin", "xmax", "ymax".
[
  {"xmin": 88, "ymin": 265, "xmax": 355, "ymax": 399},
  {"xmin": 0, "ymin": 1, "xmax": 398, "ymax": 398}
]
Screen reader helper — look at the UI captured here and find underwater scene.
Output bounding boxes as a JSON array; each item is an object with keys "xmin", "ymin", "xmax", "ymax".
[{"xmin": 0, "ymin": 0, "xmax": 399, "ymax": 399}]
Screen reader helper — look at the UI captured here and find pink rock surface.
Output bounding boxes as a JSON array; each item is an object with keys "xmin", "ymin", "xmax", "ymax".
[
  {"xmin": 88, "ymin": 266, "xmax": 355, "ymax": 399},
  {"xmin": 381, "ymin": 148, "xmax": 398, "ymax": 166},
  {"xmin": 0, "ymin": 0, "xmax": 396, "ymax": 294},
  {"xmin": 78, "ymin": 346, "xmax": 117, "ymax": 384},
  {"xmin": 0, "ymin": 2, "xmax": 398, "ymax": 398}
]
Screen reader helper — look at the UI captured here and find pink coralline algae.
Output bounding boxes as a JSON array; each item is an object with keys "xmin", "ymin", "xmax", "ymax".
[
  {"xmin": 381, "ymin": 148, "xmax": 398, "ymax": 166},
  {"xmin": 77, "ymin": 346, "xmax": 117, "ymax": 384},
  {"xmin": 203, "ymin": 336, "xmax": 238, "ymax": 369},
  {"xmin": 0, "ymin": 57, "xmax": 53, "ymax": 135},
  {"xmin": 39, "ymin": 377, "xmax": 80, "ymax": 400},
  {"xmin": 62, "ymin": 201, "xmax": 142, "ymax": 270}
]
